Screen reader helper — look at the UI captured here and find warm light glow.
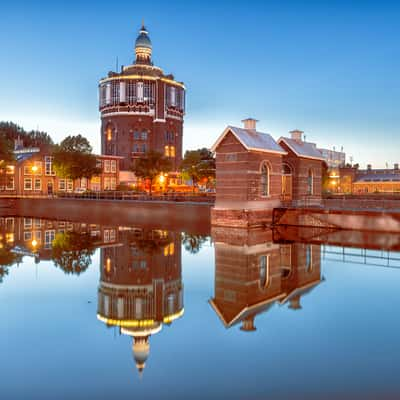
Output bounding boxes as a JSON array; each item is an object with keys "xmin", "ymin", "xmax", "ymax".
[
  {"xmin": 163, "ymin": 308, "xmax": 184, "ymax": 324},
  {"xmin": 105, "ymin": 258, "xmax": 111, "ymax": 273},
  {"xmin": 6, "ymin": 233, "xmax": 14, "ymax": 243},
  {"xmin": 31, "ymin": 239, "xmax": 38, "ymax": 247},
  {"xmin": 159, "ymin": 175, "xmax": 165, "ymax": 184},
  {"xmin": 31, "ymin": 165, "xmax": 38, "ymax": 172}
]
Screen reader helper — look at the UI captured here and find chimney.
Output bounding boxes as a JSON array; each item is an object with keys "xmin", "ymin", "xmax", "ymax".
[
  {"xmin": 290, "ymin": 129, "xmax": 304, "ymax": 142},
  {"xmin": 242, "ymin": 118, "xmax": 258, "ymax": 132}
]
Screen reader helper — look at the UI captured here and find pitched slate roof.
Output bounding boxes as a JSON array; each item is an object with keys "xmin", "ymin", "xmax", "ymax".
[
  {"xmin": 278, "ymin": 137, "xmax": 325, "ymax": 161},
  {"xmin": 211, "ymin": 126, "xmax": 287, "ymax": 155},
  {"xmin": 354, "ymin": 173, "xmax": 400, "ymax": 183}
]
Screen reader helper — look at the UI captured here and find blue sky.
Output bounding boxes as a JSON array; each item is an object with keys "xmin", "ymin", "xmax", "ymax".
[{"xmin": 0, "ymin": 0, "xmax": 399, "ymax": 167}]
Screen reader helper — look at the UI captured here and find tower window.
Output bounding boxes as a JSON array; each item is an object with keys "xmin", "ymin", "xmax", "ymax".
[{"xmin": 259, "ymin": 255, "xmax": 270, "ymax": 288}]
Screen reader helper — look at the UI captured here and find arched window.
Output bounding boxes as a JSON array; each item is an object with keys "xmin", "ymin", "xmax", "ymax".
[
  {"xmin": 282, "ymin": 163, "xmax": 292, "ymax": 175},
  {"xmin": 307, "ymin": 169, "xmax": 313, "ymax": 195},
  {"xmin": 306, "ymin": 245, "xmax": 313, "ymax": 272},
  {"xmin": 261, "ymin": 163, "xmax": 270, "ymax": 197},
  {"xmin": 259, "ymin": 255, "xmax": 270, "ymax": 288},
  {"xmin": 105, "ymin": 125, "xmax": 113, "ymax": 141}
]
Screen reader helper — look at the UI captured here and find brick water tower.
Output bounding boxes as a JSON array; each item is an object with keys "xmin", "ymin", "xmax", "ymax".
[{"xmin": 99, "ymin": 23, "xmax": 185, "ymax": 171}]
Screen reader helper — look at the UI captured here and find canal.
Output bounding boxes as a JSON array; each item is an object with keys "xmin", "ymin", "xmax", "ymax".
[{"xmin": 1, "ymin": 215, "xmax": 400, "ymax": 399}]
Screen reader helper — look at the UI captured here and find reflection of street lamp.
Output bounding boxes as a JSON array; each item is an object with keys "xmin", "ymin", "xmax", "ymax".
[
  {"xmin": 32, "ymin": 165, "xmax": 38, "ymax": 173},
  {"xmin": 31, "ymin": 239, "xmax": 38, "ymax": 247}
]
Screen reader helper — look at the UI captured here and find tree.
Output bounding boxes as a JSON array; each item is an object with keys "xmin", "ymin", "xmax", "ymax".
[
  {"xmin": 131, "ymin": 150, "xmax": 172, "ymax": 195},
  {"xmin": 53, "ymin": 135, "xmax": 101, "ymax": 180},
  {"xmin": 181, "ymin": 233, "xmax": 208, "ymax": 254},
  {"xmin": 0, "ymin": 136, "xmax": 15, "ymax": 166},
  {"xmin": 180, "ymin": 148, "xmax": 215, "ymax": 191},
  {"xmin": 0, "ymin": 136, "xmax": 15, "ymax": 189},
  {"xmin": 51, "ymin": 231, "xmax": 96, "ymax": 275},
  {"xmin": 0, "ymin": 121, "xmax": 53, "ymax": 147}
]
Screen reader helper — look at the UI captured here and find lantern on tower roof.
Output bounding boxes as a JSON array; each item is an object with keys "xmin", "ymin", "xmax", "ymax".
[{"xmin": 135, "ymin": 22, "xmax": 152, "ymax": 65}]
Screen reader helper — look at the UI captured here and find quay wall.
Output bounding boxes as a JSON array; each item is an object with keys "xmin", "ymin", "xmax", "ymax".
[
  {"xmin": 276, "ymin": 208, "xmax": 400, "ymax": 233},
  {"xmin": 2, "ymin": 198, "xmax": 211, "ymax": 234}
]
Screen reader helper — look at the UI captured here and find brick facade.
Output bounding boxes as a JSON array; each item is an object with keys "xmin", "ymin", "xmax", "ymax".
[{"xmin": 99, "ymin": 24, "xmax": 185, "ymax": 171}]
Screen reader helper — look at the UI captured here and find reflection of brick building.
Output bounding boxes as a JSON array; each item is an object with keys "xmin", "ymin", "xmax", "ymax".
[
  {"xmin": 0, "ymin": 216, "xmax": 119, "ymax": 262},
  {"xmin": 209, "ymin": 227, "xmax": 322, "ymax": 331},
  {"xmin": 99, "ymin": 23, "xmax": 185, "ymax": 171},
  {"xmin": 97, "ymin": 228, "xmax": 183, "ymax": 376}
]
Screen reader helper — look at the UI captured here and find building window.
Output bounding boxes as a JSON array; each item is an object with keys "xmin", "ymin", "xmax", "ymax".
[
  {"xmin": 6, "ymin": 176, "xmax": 14, "ymax": 190},
  {"xmin": 110, "ymin": 177, "xmax": 116, "ymax": 190},
  {"xmin": 90, "ymin": 176, "xmax": 101, "ymax": 191},
  {"xmin": 127, "ymin": 81, "xmax": 137, "ymax": 103},
  {"xmin": 45, "ymin": 156, "xmax": 55, "ymax": 176},
  {"xmin": 260, "ymin": 163, "xmax": 270, "ymax": 197},
  {"xmin": 259, "ymin": 255, "xmax": 270, "ymax": 288},
  {"xmin": 134, "ymin": 131, "xmax": 140, "ymax": 140},
  {"xmin": 111, "ymin": 82, "xmax": 119, "ymax": 105},
  {"xmin": 104, "ymin": 177, "xmax": 111, "ymax": 190},
  {"xmin": 142, "ymin": 144, "xmax": 147, "ymax": 153},
  {"xmin": 164, "ymin": 145, "xmax": 175, "ymax": 158},
  {"xmin": 44, "ymin": 230, "xmax": 55, "ymax": 249},
  {"xmin": 106, "ymin": 125, "xmax": 113, "ymax": 141},
  {"xmin": 24, "ymin": 231, "xmax": 32, "ymax": 241},
  {"xmin": 111, "ymin": 160, "xmax": 116, "ymax": 173},
  {"xmin": 24, "ymin": 218, "xmax": 32, "ymax": 229},
  {"xmin": 67, "ymin": 179, "xmax": 73, "ymax": 192},
  {"xmin": 133, "ymin": 144, "xmax": 140, "ymax": 153},
  {"xmin": 165, "ymin": 131, "xmax": 174, "ymax": 142},
  {"xmin": 24, "ymin": 178, "xmax": 32, "ymax": 191},
  {"xmin": 141, "ymin": 131, "xmax": 147, "ymax": 140},
  {"xmin": 306, "ymin": 245, "xmax": 313, "ymax": 272},
  {"xmin": 104, "ymin": 160, "xmax": 111, "ymax": 173},
  {"xmin": 307, "ymin": 169, "xmax": 314, "ymax": 195},
  {"xmin": 59, "ymin": 179, "xmax": 66, "ymax": 191},
  {"xmin": 34, "ymin": 178, "xmax": 41, "ymax": 191}
]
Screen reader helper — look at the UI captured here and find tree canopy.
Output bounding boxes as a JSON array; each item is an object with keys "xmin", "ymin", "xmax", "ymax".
[
  {"xmin": 0, "ymin": 136, "xmax": 15, "ymax": 167},
  {"xmin": 131, "ymin": 150, "xmax": 172, "ymax": 194},
  {"xmin": 53, "ymin": 135, "xmax": 101, "ymax": 180},
  {"xmin": 180, "ymin": 148, "xmax": 215, "ymax": 190},
  {"xmin": 0, "ymin": 121, "xmax": 53, "ymax": 147}
]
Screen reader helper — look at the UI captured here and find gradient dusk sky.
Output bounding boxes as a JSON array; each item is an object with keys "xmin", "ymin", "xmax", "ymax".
[{"xmin": 0, "ymin": 0, "xmax": 399, "ymax": 167}]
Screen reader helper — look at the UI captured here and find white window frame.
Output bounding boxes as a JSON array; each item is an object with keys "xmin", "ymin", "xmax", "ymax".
[{"xmin": 24, "ymin": 178, "xmax": 32, "ymax": 191}]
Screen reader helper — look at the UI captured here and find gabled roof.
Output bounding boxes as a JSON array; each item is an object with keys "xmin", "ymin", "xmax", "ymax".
[
  {"xmin": 209, "ymin": 293, "xmax": 286, "ymax": 328},
  {"xmin": 278, "ymin": 137, "xmax": 325, "ymax": 161},
  {"xmin": 211, "ymin": 126, "xmax": 287, "ymax": 155},
  {"xmin": 279, "ymin": 277, "xmax": 324, "ymax": 306}
]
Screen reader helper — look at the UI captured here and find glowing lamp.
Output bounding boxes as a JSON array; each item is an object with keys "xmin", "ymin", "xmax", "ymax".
[{"xmin": 31, "ymin": 239, "xmax": 38, "ymax": 247}]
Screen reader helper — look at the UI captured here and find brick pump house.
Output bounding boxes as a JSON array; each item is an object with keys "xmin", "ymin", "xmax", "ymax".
[
  {"xmin": 99, "ymin": 23, "xmax": 185, "ymax": 181},
  {"xmin": 210, "ymin": 119, "xmax": 325, "ymax": 227}
]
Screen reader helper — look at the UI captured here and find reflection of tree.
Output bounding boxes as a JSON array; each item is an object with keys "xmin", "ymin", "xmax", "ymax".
[
  {"xmin": 51, "ymin": 232, "xmax": 96, "ymax": 275},
  {"xmin": 130, "ymin": 231, "xmax": 171, "ymax": 255},
  {"xmin": 0, "ymin": 248, "xmax": 22, "ymax": 283},
  {"xmin": 181, "ymin": 233, "xmax": 208, "ymax": 254}
]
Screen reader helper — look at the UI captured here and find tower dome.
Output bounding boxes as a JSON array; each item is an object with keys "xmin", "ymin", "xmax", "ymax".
[{"xmin": 135, "ymin": 23, "xmax": 152, "ymax": 64}]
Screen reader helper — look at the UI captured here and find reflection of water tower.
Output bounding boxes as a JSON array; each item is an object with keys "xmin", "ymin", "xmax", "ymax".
[
  {"xmin": 97, "ymin": 228, "xmax": 183, "ymax": 376},
  {"xmin": 209, "ymin": 227, "xmax": 323, "ymax": 331}
]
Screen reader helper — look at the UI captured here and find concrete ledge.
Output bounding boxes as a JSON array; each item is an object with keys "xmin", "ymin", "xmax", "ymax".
[{"xmin": 5, "ymin": 198, "xmax": 212, "ymax": 234}]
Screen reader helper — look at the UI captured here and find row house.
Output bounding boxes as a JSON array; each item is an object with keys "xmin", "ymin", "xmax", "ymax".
[
  {"xmin": 0, "ymin": 147, "xmax": 122, "ymax": 196},
  {"xmin": 211, "ymin": 119, "xmax": 326, "ymax": 227}
]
